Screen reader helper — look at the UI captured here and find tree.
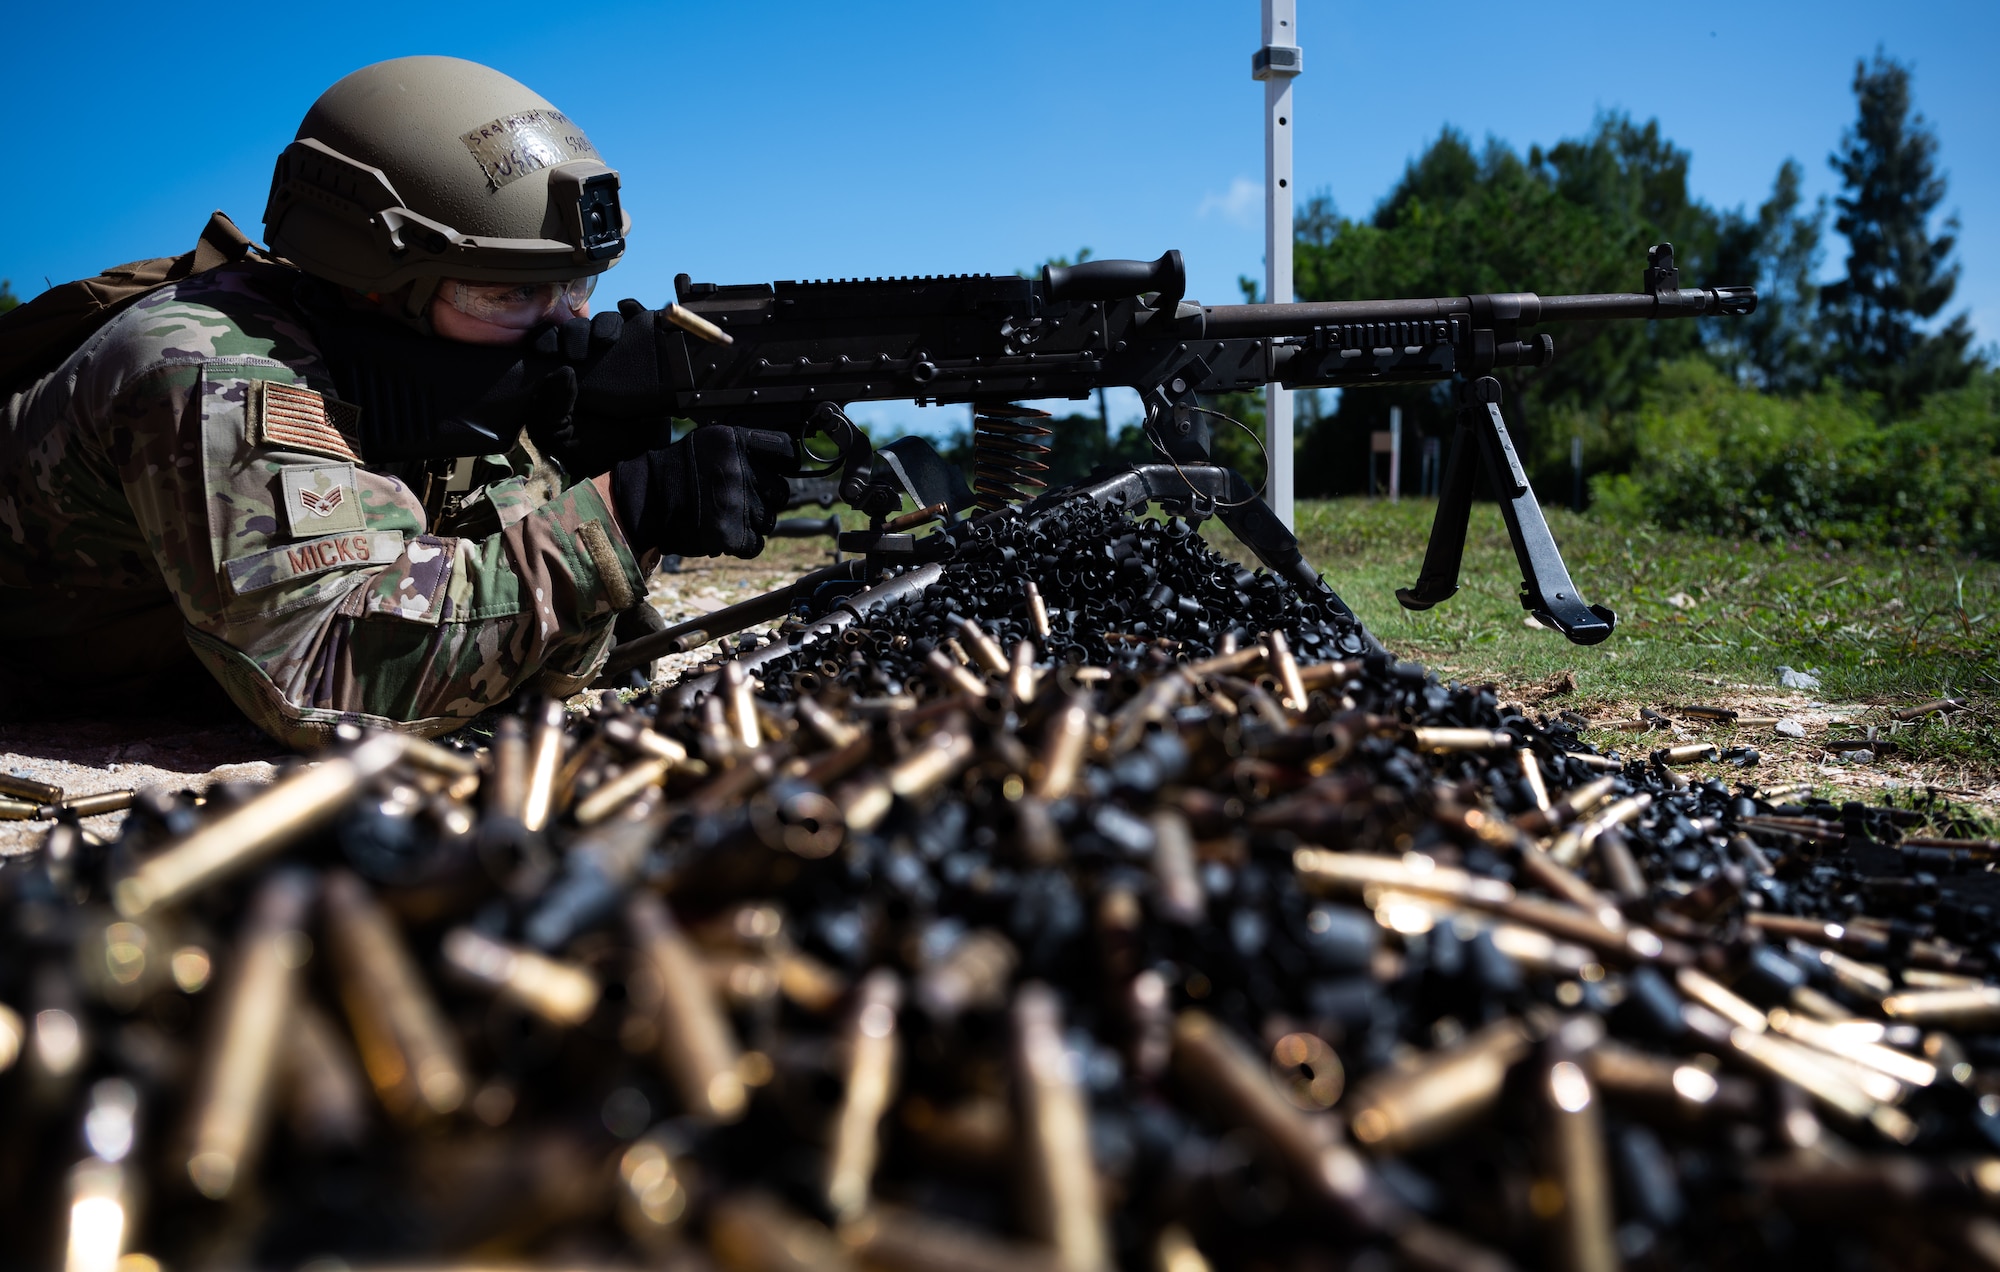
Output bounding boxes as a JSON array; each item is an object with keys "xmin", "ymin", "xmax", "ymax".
[
  {"xmin": 1822, "ymin": 52, "xmax": 1976, "ymax": 414},
  {"xmin": 0, "ymin": 279, "xmax": 18, "ymax": 315},
  {"xmin": 1709, "ymin": 160, "xmax": 1828, "ymax": 394}
]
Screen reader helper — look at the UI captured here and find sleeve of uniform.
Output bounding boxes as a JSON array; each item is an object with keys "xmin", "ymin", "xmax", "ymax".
[{"xmin": 106, "ymin": 350, "xmax": 646, "ymax": 747}]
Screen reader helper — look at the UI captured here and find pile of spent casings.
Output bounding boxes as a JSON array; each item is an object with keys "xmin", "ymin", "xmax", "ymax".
[{"xmin": 8, "ymin": 506, "xmax": 2000, "ymax": 1272}]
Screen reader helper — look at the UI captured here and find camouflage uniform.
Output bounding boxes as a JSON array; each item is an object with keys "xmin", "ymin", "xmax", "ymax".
[{"xmin": 0, "ymin": 260, "xmax": 644, "ymax": 747}]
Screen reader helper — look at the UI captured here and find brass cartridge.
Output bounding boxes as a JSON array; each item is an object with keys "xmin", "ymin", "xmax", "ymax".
[
  {"xmin": 1173, "ymin": 1010, "xmax": 1389, "ymax": 1229},
  {"xmin": 1264, "ymin": 629, "xmax": 1307, "ymax": 713},
  {"xmin": 795, "ymin": 694, "xmax": 863, "ymax": 750},
  {"xmin": 520, "ymin": 698, "xmax": 568, "ymax": 833},
  {"xmin": 1411, "ymin": 728, "xmax": 1514, "ymax": 752},
  {"xmin": 0, "ymin": 772, "xmax": 62, "ymax": 804},
  {"xmin": 1883, "ymin": 986, "xmax": 2000, "ymax": 1029},
  {"xmin": 928, "ymin": 647, "xmax": 990, "ymax": 699},
  {"xmin": 54, "ymin": 791, "xmax": 135, "ymax": 819},
  {"xmin": 1513, "ymin": 775, "xmax": 1616, "ymax": 836},
  {"xmin": 1595, "ymin": 827, "xmax": 1649, "ymax": 902},
  {"xmin": 1653, "ymin": 742, "xmax": 1719, "ymax": 767},
  {"xmin": 572, "ymin": 756, "xmax": 673, "ymax": 828},
  {"xmin": 483, "ymin": 714, "xmax": 529, "ymax": 825},
  {"xmin": 825, "ymin": 969, "xmax": 902, "ymax": 1223},
  {"xmin": 1549, "ymin": 793, "xmax": 1652, "ymax": 868},
  {"xmin": 1148, "ymin": 809, "xmax": 1205, "ymax": 925},
  {"xmin": 722, "ymin": 660, "xmax": 764, "ymax": 751},
  {"xmin": 282, "ymin": 999, "xmax": 371, "ymax": 1151},
  {"xmin": 1009, "ymin": 640, "xmax": 1041, "ymax": 704},
  {"xmin": 1537, "ymin": 1038, "xmax": 1618, "ymax": 1272},
  {"xmin": 440, "ymin": 927, "xmax": 601, "ymax": 1027},
  {"xmin": 182, "ymin": 869, "xmax": 316, "ymax": 1199},
  {"xmin": 843, "ymin": 1203, "xmax": 1065, "ymax": 1272},
  {"xmin": 1345, "ymin": 1017, "xmax": 1534, "ymax": 1156},
  {"xmin": 628, "ymin": 892, "xmax": 747, "ymax": 1122},
  {"xmin": 1016, "ymin": 983, "xmax": 1111, "ymax": 1271},
  {"xmin": 323, "ymin": 870, "xmax": 467, "ymax": 1122},
  {"xmin": 1517, "ymin": 748, "xmax": 1552, "ymax": 811},
  {"xmin": 710, "ymin": 1189, "xmax": 858, "ymax": 1272},
  {"xmin": 840, "ymin": 722, "xmax": 976, "ymax": 834},
  {"xmin": 616, "ymin": 1132, "xmax": 690, "ymax": 1253},
  {"xmin": 1024, "ymin": 579, "xmax": 1052, "ymax": 640},
  {"xmin": 1032, "ymin": 694, "xmax": 1093, "ymax": 801},
  {"xmin": 954, "ymin": 615, "xmax": 1011, "ymax": 676},
  {"xmin": 115, "ymin": 733, "xmax": 404, "ymax": 918}
]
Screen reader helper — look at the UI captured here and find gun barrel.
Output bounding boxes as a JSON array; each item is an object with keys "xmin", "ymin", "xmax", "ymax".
[{"xmin": 1201, "ymin": 286, "xmax": 1754, "ymax": 338}]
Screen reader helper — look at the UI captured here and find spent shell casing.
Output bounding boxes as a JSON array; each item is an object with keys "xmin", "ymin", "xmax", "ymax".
[
  {"xmin": 628, "ymin": 892, "xmax": 747, "ymax": 1122},
  {"xmin": 1024, "ymin": 579, "xmax": 1052, "ymax": 641},
  {"xmin": 182, "ymin": 869, "xmax": 316, "ymax": 1199},
  {"xmin": 1346, "ymin": 1018, "xmax": 1534, "ymax": 1156},
  {"xmin": 323, "ymin": 870, "xmax": 467, "ymax": 1122},
  {"xmin": 484, "ymin": 714, "xmax": 529, "ymax": 824},
  {"xmin": 52, "ymin": 790, "xmax": 135, "ymax": 819},
  {"xmin": 1518, "ymin": 747, "xmax": 1552, "ymax": 812},
  {"xmin": 1015, "ymin": 983, "xmax": 1112, "ymax": 1271},
  {"xmin": 573, "ymin": 756, "xmax": 673, "ymax": 827},
  {"xmin": 115, "ymin": 733, "xmax": 405, "ymax": 918},
  {"xmin": 1032, "ymin": 694, "xmax": 1093, "ymax": 802},
  {"xmin": 1653, "ymin": 742, "xmax": 1720, "ymax": 767},
  {"xmin": 520, "ymin": 698, "xmax": 569, "ymax": 833},
  {"xmin": 441, "ymin": 927, "xmax": 601, "ymax": 1027},
  {"xmin": 1882, "ymin": 986, "xmax": 2000, "ymax": 1028},
  {"xmin": 1596, "ymin": 827, "xmax": 1650, "ymax": 902},
  {"xmin": 1411, "ymin": 728, "xmax": 1514, "ymax": 752},
  {"xmin": 1585, "ymin": 1042, "xmax": 1756, "ymax": 1118},
  {"xmin": 1265, "ymin": 629, "xmax": 1308, "ymax": 713},
  {"xmin": 795, "ymin": 693, "xmax": 863, "ymax": 750},
  {"xmin": 840, "ymin": 723, "xmax": 975, "ymax": 834},
  {"xmin": 710, "ymin": 1190, "xmax": 856, "ymax": 1272},
  {"xmin": 953, "ymin": 615, "xmax": 1011, "ymax": 676},
  {"xmin": 0, "ymin": 797, "xmax": 40, "ymax": 820},
  {"xmin": 1538, "ymin": 1040, "xmax": 1618, "ymax": 1272},
  {"xmin": 1549, "ymin": 793, "xmax": 1652, "ymax": 868},
  {"xmin": 843, "ymin": 1203, "xmax": 1066, "ymax": 1272},
  {"xmin": 825, "ymin": 969, "xmax": 901, "ymax": 1223},
  {"xmin": 282, "ymin": 999, "xmax": 371, "ymax": 1151},
  {"xmin": 1148, "ymin": 809, "xmax": 1205, "ymax": 925},
  {"xmin": 1514, "ymin": 775, "xmax": 1617, "ymax": 836},
  {"xmin": 927, "ymin": 647, "xmax": 989, "ymax": 699},
  {"xmin": 63, "ymin": 1156, "xmax": 131, "ymax": 1272},
  {"xmin": 1173, "ymin": 1010, "xmax": 1393, "ymax": 1231},
  {"xmin": 722, "ymin": 660, "xmax": 764, "ymax": 751},
  {"xmin": 0, "ymin": 772, "xmax": 63, "ymax": 804},
  {"xmin": 884, "ymin": 500, "xmax": 950, "ymax": 532},
  {"xmin": 1008, "ymin": 640, "xmax": 1040, "ymax": 703}
]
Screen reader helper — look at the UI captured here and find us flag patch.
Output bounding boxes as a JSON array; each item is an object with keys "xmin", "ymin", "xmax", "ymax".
[{"xmin": 250, "ymin": 380, "xmax": 363, "ymax": 462}]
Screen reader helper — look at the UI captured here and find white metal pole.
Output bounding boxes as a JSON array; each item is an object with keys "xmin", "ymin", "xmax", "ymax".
[
  {"xmin": 1389, "ymin": 406, "xmax": 1402, "ymax": 503},
  {"xmin": 1254, "ymin": 0, "xmax": 1300, "ymax": 529}
]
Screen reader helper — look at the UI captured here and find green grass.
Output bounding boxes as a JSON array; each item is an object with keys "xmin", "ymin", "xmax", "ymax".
[{"xmin": 1207, "ymin": 498, "xmax": 2000, "ymax": 782}]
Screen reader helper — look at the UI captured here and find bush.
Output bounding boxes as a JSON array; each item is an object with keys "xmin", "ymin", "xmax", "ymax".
[{"xmin": 1591, "ymin": 360, "xmax": 2000, "ymax": 554}]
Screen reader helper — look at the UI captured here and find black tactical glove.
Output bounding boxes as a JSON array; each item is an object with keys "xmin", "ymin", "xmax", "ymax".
[
  {"xmin": 609, "ymin": 426, "xmax": 798, "ymax": 559},
  {"xmin": 525, "ymin": 308, "xmax": 675, "ymax": 476}
]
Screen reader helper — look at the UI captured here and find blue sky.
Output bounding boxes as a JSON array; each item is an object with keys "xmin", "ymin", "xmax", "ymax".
[{"xmin": 7, "ymin": 1, "xmax": 1994, "ymax": 438}]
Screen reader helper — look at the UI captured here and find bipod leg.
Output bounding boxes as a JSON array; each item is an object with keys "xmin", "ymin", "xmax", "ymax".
[
  {"xmin": 1395, "ymin": 409, "xmax": 1480, "ymax": 612},
  {"xmin": 1463, "ymin": 377, "xmax": 1615, "ymax": 645}
]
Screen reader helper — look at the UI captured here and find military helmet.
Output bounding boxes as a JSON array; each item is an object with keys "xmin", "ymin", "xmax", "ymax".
[{"xmin": 264, "ymin": 56, "xmax": 627, "ymax": 313}]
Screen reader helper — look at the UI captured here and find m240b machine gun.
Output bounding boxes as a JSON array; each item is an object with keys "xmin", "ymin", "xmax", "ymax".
[{"xmin": 603, "ymin": 245, "xmax": 1753, "ymax": 677}]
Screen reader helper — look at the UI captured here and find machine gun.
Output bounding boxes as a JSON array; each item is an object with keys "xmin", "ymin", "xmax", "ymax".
[{"xmin": 601, "ymin": 244, "xmax": 1754, "ymax": 678}]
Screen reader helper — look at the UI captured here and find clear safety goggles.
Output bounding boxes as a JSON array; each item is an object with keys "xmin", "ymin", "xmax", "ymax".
[{"xmin": 442, "ymin": 275, "xmax": 598, "ymax": 329}]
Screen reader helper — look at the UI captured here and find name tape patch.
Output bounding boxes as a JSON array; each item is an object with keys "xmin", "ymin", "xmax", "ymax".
[
  {"xmin": 281, "ymin": 463, "xmax": 366, "ymax": 536},
  {"xmin": 250, "ymin": 380, "xmax": 362, "ymax": 462},
  {"xmin": 460, "ymin": 108, "xmax": 599, "ymax": 191},
  {"xmin": 223, "ymin": 530, "xmax": 405, "ymax": 596}
]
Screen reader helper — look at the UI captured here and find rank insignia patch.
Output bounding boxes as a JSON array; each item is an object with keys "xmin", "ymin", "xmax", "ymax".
[
  {"xmin": 251, "ymin": 380, "xmax": 363, "ymax": 462},
  {"xmin": 281, "ymin": 464, "xmax": 366, "ymax": 536}
]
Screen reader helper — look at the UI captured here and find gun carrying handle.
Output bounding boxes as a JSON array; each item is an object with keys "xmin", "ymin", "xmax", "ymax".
[{"xmin": 1042, "ymin": 251, "xmax": 1185, "ymax": 306}]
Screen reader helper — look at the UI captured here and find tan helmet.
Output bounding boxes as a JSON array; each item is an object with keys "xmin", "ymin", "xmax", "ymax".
[{"xmin": 264, "ymin": 55, "xmax": 627, "ymax": 315}]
